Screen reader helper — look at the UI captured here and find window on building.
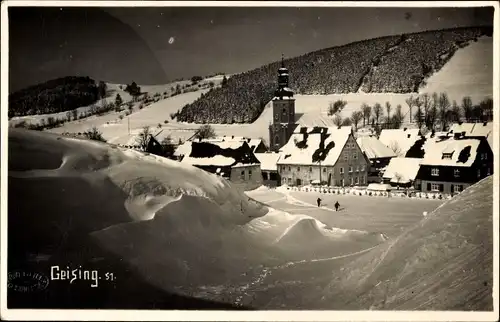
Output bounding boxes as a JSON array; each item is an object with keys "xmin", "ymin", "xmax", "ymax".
[
  {"xmin": 361, "ymin": 164, "xmax": 365, "ymax": 172},
  {"xmin": 340, "ymin": 167, "xmax": 344, "ymax": 174},
  {"xmin": 288, "ymin": 166, "xmax": 291, "ymax": 171},
  {"xmin": 356, "ymin": 166, "xmax": 359, "ymax": 172},
  {"xmin": 361, "ymin": 176, "xmax": 365, "ymax": 184},
  {"xmin": 323, "ymin": 168, "xmax": 326, "ymax": 173},
  {"xmin": 454, "ymin": 169, "xmax": 460, "ymax": 178},
  {"xmin": 309, "ymin": 167, "xmax": 312, "ymax": 172},
  {"xmin": 481, "ymin": 153, "xmax": 488, "ymax": 160},
  {"xmin": 442, "ymin": 152, "xmax": 453, "ymax": 159},
  {"xmin": 431, "ymin": 168, "xmax": 439, "ymax": 176},
  {"xmin": 249, "ymin": 170, "xmax": 252, "ymax": 179},
  {"xmin": 431, "ymin": 183, "xmax": 440, "ymax": 191},
  {"xmin": 344, "ymin": 154, "xmax": 348, "ymax": 161},
  {"xmin": 340, "ymin": 179, "xmax": 345, "ymax": 187},
  {"xmin": 355, "ymin": 177, "xmax": 359, "ymax": 185},
  {"xmin": 282, "ymin": 178, "xmax": 287, "ymax": 184},
  {"xmin": 349, "ymin": 166, "xmax": 353, "ymax": 173},
  {"xmin": 297, "ymin": 167, "xmax": 300, "ymax": 172},
  {"xmin": 353, "ymin": 152, "xmax": 358, "ymax": 159},
  {"xmin": 477, "ymin": 169, "xmax": 481, "ymax": 178},
  {"xmin": 240, "ymin": 170, "xmax": 245, "ymax": 180},
  {"xmin": 487, "ymin": 167, "xmax": 491, "ymax": 175},
  {"xmin": 288, "ymin": 178, "xmax": 292, "ymax": 184},
  {"xmin": 454, "ymin": 184, "xmax": 463, "ymax": 192},
  {"xmin": 350, "ymin": 177, "xmax": 354, "ymax": 186}
]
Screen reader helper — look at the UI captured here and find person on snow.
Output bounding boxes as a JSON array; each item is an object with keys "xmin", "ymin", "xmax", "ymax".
[
  {"xmin": 317, "ymin": 197, "xmax": 322, "ymax": 207},
  {"xmin": 334, "ymin": 201, "xmax": 340, "ymax": 211}
]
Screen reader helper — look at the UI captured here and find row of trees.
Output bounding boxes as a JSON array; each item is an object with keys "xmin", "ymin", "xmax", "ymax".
[
  {"xmin": 327, "ymin": 92, "xmax": 493, "ymax": 136},
  {"xmin": 406, "ymin": 93, "xmax": 493, "ymax": 131},
  {"xmin": 328, "ymin": 100, "xmax": 405, "ymax": 134}
]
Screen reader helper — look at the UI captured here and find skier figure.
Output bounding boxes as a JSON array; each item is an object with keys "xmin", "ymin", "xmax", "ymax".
[
  {"xmin": 334, "ymin": 201, "xmax": 340, "ymax": 212},
  {"xmin": 317, "ymin": 197, "xmax": 322, "ymax": 207}
]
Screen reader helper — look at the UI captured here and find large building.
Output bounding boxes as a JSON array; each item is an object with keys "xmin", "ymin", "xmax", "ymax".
[
  {"xmin": 269, "ymin": 56, "xmax": 297, "ymax": 152},
  {"xmin": 276, "ymin": 126, "xmax": 370, "ymax": 187}
]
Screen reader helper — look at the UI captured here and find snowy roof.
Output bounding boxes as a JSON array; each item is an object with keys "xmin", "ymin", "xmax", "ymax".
[
  {"xmin": 182, "ymin": 155, "xmax": 236, "ymax": 167},
  {"xmin": 449, "ymin": 122, "xmax": 492, "ymax": 138},
  {"xmin": 379, "ymin": 128, "xmax": 421, "ymax": 156},
  {"xmin": 192, "ymin": 136, "xmax": 264, "ymax": 153},
  {"xmin": 254, "ymin": 152, "xmax": 282, "ymax": 171},
  {"xmin": 179, "ymin": 140, "xmax": 261, "ymax": 168},
  {"xmin": 420, "ymin": 138, "xmax": 481, "ymax": 167},
  {"xmin": 382, "ymin": 157, "xmax": 423, "ymax": 183},
  {"xmin": 356, "ymin": 136, "xmax": 396, "ymax": 159},
  {"xmin": 277, "ymin": 126, "xmax": 352, "ymax": 166}
]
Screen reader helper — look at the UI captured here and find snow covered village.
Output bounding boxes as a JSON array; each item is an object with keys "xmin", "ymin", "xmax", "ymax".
[{"xmin": 2, "ymin": 3, "xmax": 497, "ymax": 319}]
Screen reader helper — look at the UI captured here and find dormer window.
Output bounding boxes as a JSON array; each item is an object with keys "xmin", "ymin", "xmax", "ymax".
[
  {"xmin": 407, "ymin": 134, "xmax": 411, "ymax": 138},
  {"xmin": 481, "ymin": 153, "xmax": 488, "ymax": 160},
  {"xmin": 454, "ymin": 169, "xmax": 460, "ymax": 178},
  {"xmin": 431, "ymin": 168, "xmax": 439, "ymax": 176},
  {"xmin": 442, "ymin": 152, "xmax": 453, "ymax": 160}
]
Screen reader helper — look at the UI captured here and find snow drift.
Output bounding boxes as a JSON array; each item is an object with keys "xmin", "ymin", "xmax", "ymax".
[
  {"xmin": 319, "ymin": 175, "xmax": 494, "ymax": 310},
  {"xmin": 8, "ymin": 129, "xmax": 387, "ymax": 309}
]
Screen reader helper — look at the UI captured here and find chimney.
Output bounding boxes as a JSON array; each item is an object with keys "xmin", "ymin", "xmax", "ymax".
[
  {"xmin": 483, "ymin": 122, "xmax": 487, "ymax": 126},
  {"xmin": 232, "ymin": 135, "xmax": 234, "ymax": 139},
  {"xmin": 198, "ymin": 137, "xmax": 202, "ymax": 142},
  {"xmin": 247, "ymin": 138, "xmax": 251, "ymax": 143},
  {"xmin": 403, "ymin": 127, "xmax": 407, "ymax": 131}
]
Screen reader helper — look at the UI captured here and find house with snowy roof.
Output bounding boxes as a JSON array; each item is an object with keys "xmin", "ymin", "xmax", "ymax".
[
  {"xmin": 356, "ymin": 135, "xmax": 397, "ymax": 183},
  {"xmin": 254, "ymin": 152, "xmax": 282, "ymax": 186},
  {"xmin": 276, "ymin": 126, "xmax": 370, "ymax": 187},
  {"xmin": 179, "ymin": 140, "xmax": 263, "ymax": 191},
  {"xmin": 379, "ymin": 127, "xmax": 421, "ymax": 157},
  {"xmin": 382, "ymin": 157, "xmax": 423, "ymax": 189},
  {"xmin": 414, "ymin": 136, "xmax": 493, "ymax": 194}
]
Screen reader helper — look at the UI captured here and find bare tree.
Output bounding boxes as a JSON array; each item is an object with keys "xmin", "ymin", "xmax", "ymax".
[
  {"xmin": 385, "ymin": 102, "xmax": 392, "ymax": 120},
  {"xmin": 136, "ymin": 126, "xmax": 152, "ymax": 150},
  {"xmin": 342, "ymin": 118, "xmax": 352, "ymax": 127},
  {"xmin": 372, "ymin": 103, "xmax": 383, "ymax": 125},
  {"xmin": 194, "ymin": 124, "xmax": 216, "ymax": 140},
  {"xmin": 450, "ymin": 100, "xmax": 461, "ymax": 122},
  {"xmin": 478, "ymin": 97, "xmax": 493, "ymax": 122},
  {"xmin": 414, "ymin": 96, "xmax": 424, "ymax": 129},
  {"xmin": 461, "ymin": 96, "xmax": 473, "ymax": 122},
  {"xmin": 405, "ymin": 95, "xmax": 414, "ymax": 123},
  {"xmin": 392, "ymin": 104, "xmax": 404, "ymax": 129},
  {"xmin": 328, "ymin": 100, "xmax": 348, "ymax": 116},
  {"xmin": 438, "ymin": 92, "xmax": 451, "ymax": 131},
  {"xmin": 361, "ymin": 103, "xmax": 371, "ymax": 127},
  {"xmin": 83, "ymin": 126, "xmax": 106, "ymax": 142},
  {"xmin": 333, "ymin": 115, "xmax": 343, "ymax": 127},
  {"xmin": 350, "ymin": 110, "xmax": 363, "ymax": 131}
]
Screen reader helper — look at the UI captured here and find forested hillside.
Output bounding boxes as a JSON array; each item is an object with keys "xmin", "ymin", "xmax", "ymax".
[
  {"xmin": 173, "ymin": 26, "xmax": 492, "ymax": 124},
  {"xmin": 9, "ymin": 76, "xmax": 100, "ymax": 118}
]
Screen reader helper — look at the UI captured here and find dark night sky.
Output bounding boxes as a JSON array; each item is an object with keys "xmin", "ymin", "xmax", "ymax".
[{"xmin": 8, "ymin": 5, "xmax": 494, "ymax": 92}]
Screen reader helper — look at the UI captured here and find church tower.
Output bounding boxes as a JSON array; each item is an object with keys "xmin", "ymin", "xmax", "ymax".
[{"xmin": 269, "ymin": 55, "xmax": 296, "ymax": 152}]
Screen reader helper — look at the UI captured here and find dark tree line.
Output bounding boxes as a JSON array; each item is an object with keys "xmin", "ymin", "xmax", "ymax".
[{"xmin": 8, "ymin": 76, "xmax": 100, "ymax": 118}]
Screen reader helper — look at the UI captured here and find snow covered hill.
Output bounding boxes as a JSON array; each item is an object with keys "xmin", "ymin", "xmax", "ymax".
[{"xmin": 319, "ymin": 175, "xmax": 494, "ymax": 310}]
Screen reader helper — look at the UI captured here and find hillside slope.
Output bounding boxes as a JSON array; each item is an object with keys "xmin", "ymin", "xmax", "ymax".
[
  {"xmin": 174, "ymin": 26, "xmax": 491, "ymax": 124},
  {"xmin": 319, "ymin": 175, "xmax": 494, "ymax": 310}
]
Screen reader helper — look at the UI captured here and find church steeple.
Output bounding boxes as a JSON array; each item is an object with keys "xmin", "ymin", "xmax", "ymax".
[{"xmin": 275, "ymin": 54, "xmax": 294, "ymax": 99}]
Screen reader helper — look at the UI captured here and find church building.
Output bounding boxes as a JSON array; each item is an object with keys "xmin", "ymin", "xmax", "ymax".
[{"xmin": 269, "ymin": 57, "xmax": 297, "ymax": 152}]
